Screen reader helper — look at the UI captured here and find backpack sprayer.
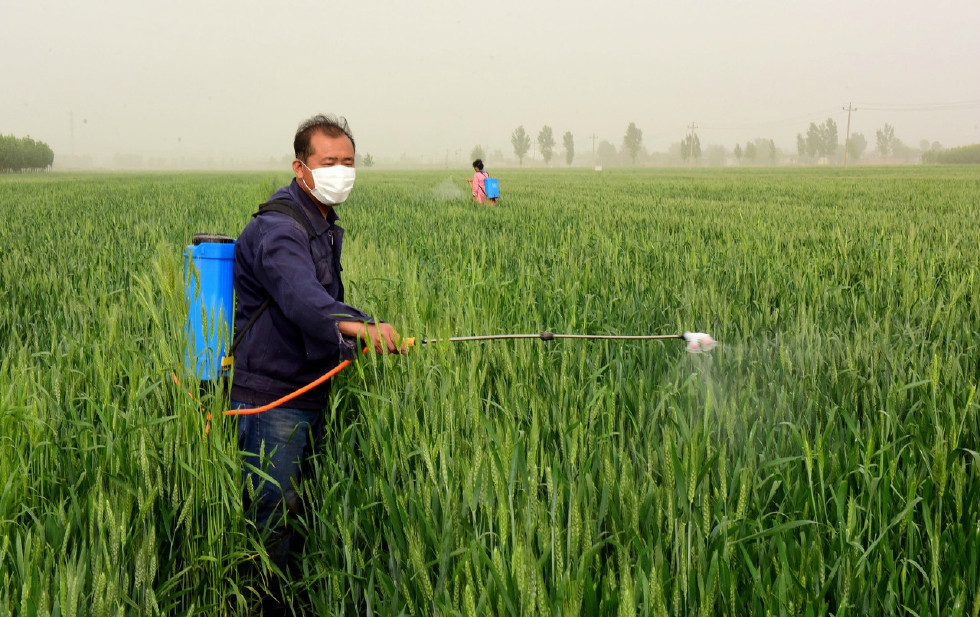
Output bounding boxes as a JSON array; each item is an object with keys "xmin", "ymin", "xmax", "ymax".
[
  {"xmin": 183, "ymin": 234, "xmax": 718, "ymax": 419},
  {"xmin": 184, "ymin": 233, "xmax": 236, "ymax": 382}
]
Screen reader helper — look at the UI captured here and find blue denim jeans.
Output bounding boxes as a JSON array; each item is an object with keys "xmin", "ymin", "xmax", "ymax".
[{"xmin": 232, "ymin": 400, "xmax": 326, "ymax": 575}]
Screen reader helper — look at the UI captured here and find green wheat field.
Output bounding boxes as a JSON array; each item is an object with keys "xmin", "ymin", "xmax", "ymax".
[{"xmin": 1, "ymin": 167, "xmax": 978, "ymax": 616}]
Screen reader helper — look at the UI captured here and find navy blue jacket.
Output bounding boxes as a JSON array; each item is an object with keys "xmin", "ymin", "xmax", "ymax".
[{"xmin": 230, "ymin": 180, "xmax": 373, "ymax": 409}]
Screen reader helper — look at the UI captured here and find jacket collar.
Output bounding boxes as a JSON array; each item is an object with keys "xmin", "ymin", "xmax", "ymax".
[{"xmin": 286, "ymin": 179, "xmax": 340, "ymax": 233}]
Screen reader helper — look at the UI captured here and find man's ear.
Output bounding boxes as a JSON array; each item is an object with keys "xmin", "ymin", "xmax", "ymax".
[{"xmin": 292, "ymin": 159, "xmax": 305, "ymax": 182}]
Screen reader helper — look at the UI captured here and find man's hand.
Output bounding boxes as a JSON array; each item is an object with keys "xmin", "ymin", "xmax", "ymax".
[{"xmin": 338, "ymin": 321, "xmax": 407, "ymax": 354}]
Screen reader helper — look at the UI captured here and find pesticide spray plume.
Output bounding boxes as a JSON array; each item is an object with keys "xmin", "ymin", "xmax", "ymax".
[
  {"xmin": 409, "ymin": 330, "xmax": 718, "ymax": 353},
  {"xmin": 682, "ymin": 332, "xmax": 717, "ymax": 353}
]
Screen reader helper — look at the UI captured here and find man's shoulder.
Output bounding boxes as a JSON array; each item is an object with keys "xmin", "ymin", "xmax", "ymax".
[
  {"xmin": 242, "ymin": 209, "xmax": 310, "ymax": 242},
  {"xmin": 266, "ymin": 183, "xmax": 300, "ymax": 205},
  {"xmin": 238, "ymin": 197, "xmax": 310, "ymax": 247}
]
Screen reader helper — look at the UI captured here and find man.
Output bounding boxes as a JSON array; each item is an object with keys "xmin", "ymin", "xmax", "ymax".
[{"xmin": 230, "ymin": 114, "xmax": 405, "ymax": 609}]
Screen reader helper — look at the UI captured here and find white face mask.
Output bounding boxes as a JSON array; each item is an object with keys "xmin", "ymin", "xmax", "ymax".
[{"xmin": 301, "ymin": 162, "xmax": 356, "ymax": 205}]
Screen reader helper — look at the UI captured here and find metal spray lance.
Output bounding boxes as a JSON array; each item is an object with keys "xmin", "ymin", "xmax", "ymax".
[
  {"xmin": 224, "ymin": 330, "xmax": 719, "ymax": 416},
  {"xmin": 407, "ymin": 331, "xmax": 718, "ymax": 352}
]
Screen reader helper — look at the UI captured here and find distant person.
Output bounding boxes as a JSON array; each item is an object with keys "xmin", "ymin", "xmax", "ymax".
[
  {"xmin": 231, "ymin": 113, "xmax": 406, "ymax": 615},
  {"xmin": 467, "ymin": 159, "xmax": 497, "ymax": 205}
]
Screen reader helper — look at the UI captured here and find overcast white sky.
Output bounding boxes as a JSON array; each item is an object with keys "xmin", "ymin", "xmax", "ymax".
[{"xmin": 3, "ymin": 0, "xmax": 979, "ymax": 165}]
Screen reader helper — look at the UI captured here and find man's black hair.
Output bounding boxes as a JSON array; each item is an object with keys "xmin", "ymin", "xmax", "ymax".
[
  {"xmin": 472, "ymin": 159, "xmax": 484, "ymax": 170},
  {"xmin": 294, "ymin": 114, "xmax": 356, "ymax": 162}
]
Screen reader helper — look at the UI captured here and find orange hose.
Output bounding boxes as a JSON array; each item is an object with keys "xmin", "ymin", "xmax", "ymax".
[
  {"xmin": 224, "ymin": 359, "xmax": 352, "ymax": 416},
  {"xmin": 224, "ymin": 346, "xmax": 370, "ymax": 416},
  {"xmin": 172, "ymin": 348, "xmax": 362, "ymax": 436}
]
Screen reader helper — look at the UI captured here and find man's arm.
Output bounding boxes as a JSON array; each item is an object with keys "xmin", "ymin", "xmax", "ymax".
[{"xmin": 253, "ymin": 223, "xmax": 378, "ymax": 359}]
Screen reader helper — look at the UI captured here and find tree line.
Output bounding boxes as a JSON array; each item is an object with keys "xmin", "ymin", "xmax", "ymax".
[
  {"xmin": 470, "ymin": 123, "xmax": 645, "ymax": 168},
  {"xmin": 0, "ymin": 135, "xmax": 55, "ymax": 172},
  {"xmin": 470, "ymin": 120, "xmax": 965, "ymax": 168},
  {"xmin": 921, "ymin": 143, "xmax": 980, "ymax": 164}
]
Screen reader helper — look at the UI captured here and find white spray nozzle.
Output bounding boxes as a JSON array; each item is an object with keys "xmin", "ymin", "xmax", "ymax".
[{"xmin": 682, "ymin": 332, "xmax": 717, "ymax": 353}]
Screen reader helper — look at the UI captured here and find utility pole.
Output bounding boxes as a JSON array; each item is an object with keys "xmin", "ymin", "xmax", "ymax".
[
  {"xmin": 591, "ymin": 133, "xmax": 597, "ymax": 168},
  {"xmin": 687, "ymin": 123, "xmax": 698, "ymax": 166},
  {"xmin": 842, "ymin": 103, "xmax": 857, "ymax": 166}
]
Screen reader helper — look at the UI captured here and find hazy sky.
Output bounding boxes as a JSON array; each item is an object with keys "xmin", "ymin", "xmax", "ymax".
[{"xmin": 3, "ymin": 0, "xmax": 979, "ymax": 165}]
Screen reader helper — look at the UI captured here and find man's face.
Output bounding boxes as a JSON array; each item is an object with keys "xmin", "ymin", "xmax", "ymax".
[{"xmin": 293, "ymin": 130, "xmax": 355, "ymax": 195}]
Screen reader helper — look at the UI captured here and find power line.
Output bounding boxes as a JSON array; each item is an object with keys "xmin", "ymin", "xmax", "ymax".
[
  {"xmin": 697, "ymin": 100, "xmax": 979, "ymax": 135},
  {"xmin": 853, "ymin": 100, "xmax": 980, "ymax": 112},
  {"xmin": 700, "ymin": 108, "xmax": 840, "ymax": 131}
]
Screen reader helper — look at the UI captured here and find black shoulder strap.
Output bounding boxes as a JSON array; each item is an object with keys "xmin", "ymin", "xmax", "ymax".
[
  {"xmin": 253, "ymin": 199, "xmax": 316, "ymax": 240},
  {"xmin": 229, "ymin": 297, "xmax": 270, "ymax": 357},
  {"xmin": 230, "ymin": 200, "xmax": 316, "ymax": 358}
]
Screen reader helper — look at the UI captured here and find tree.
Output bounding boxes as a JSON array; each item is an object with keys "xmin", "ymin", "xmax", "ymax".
[
  {"xmin": 801, "ymin": 119, "xmax": 838, "ymax": 161},
  {"xmin": 537, "ymin": 126, "xmax": 556, "ymax": 165},
  {"xmin": 705, "ymin": 145, "xmax": 727, "ymax": 167},
  {"xmin": 0, "ymin": 136, "xmax": 10, "ymax": 171},
  {"xmin": 876, "ymin": 123, "xmax": 895, "ymax": 158},
  {"xmin": 892, "ymin": 138, "xmax": 912, "ymax": 162},
  {"xmin": 821, "ymin": 118, "xmax": 838, "ymax": 158},
  {"xmin": 563, "ymin": 131, "xmax": 575, "ymax": 166},
  {"xmin": 796, "ymin": 134, "xmax": 807, "ymax": 162},
  {"xmin": 0, "ymin": 134, "xmax": 54, "ymax": 172},
  {"xmin": 596, "ymin": 140, "xmax": 618, "ymax": 166},
  {"xmin": 680, "ymin": 133, "xmax": 701, "ymax": 163},
  {"xmin": 733, "ymin": 143, "xmax": 743, "ymax": 165},
  {"xmin": 849, "ymin": 133, "xmax": 867, "ymax": 161},
  {"xmin": 622, "ymin": 122, "xmax": 643, "ymax": 165},
  {"xmin": 362, "ymin": 153, "xmax": 375, "ymax": 168},
  {"xmin": 744, "ymin": 138, "xmax": 777, "ymax": 165},
  {"xmin": 470, "ymin": 145, "xmax": 485, "ymax": 162},
  {"xmin": 511, "ymin": 126, "xmax": 531, "ymax": 166},
  {"xmin": 805, "ymin": 123, "xmax": 821, "ymax": 159}
]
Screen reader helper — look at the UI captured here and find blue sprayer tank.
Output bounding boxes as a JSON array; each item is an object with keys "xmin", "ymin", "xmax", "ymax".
[
  {"xmin": 184, "ymin": 234, "xmax": 236, "ymax": 381},
  {"xmin": 484, "ymin": 177, "xmax": 500, "ymax": 199}
]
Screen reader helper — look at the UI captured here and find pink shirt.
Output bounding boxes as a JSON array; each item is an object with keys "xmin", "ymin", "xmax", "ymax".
[{"xmin": 471, "ymin": 170, "xmax": 487, "ymax": 202}]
